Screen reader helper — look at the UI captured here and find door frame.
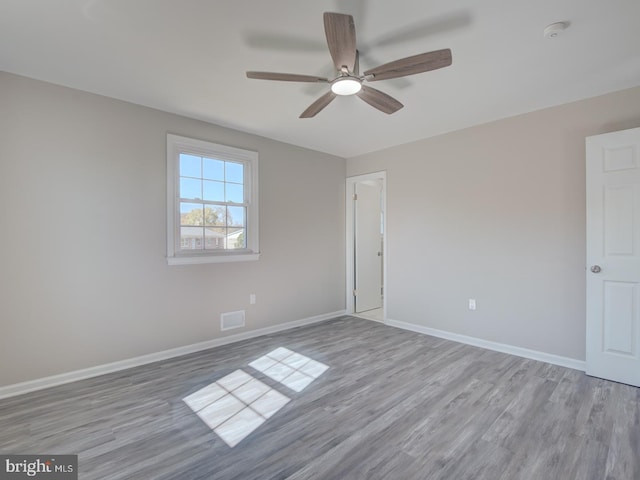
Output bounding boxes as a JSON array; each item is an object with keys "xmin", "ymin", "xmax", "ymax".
[{"xmin": 346, "ymin": 171, "xmax": 387, "ymax": 320}]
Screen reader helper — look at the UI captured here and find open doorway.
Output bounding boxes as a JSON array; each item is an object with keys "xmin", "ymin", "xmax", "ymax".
[{"xmin": 346, "ymin": 172, "xmax": 386, "ymax": 322}]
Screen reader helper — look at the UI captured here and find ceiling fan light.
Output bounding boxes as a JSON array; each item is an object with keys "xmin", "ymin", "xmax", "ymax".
[{"xmin": 331, "ymin": 77, "xmax": 362, "ymax": 95}]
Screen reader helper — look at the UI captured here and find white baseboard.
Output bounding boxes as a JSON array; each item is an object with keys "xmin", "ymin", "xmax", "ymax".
[
  {"xmin": 0, "ymin": 310, "xmax": 346, "ymax": 400},
  {"xmin": 385, "ymin": 318, "xmax": 586, "ymax": 371}
]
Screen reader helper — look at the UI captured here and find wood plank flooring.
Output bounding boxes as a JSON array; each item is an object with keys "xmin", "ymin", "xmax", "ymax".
[{"xmin": 0, "ymin": 316, "xmax": 638, "ymax": 479}]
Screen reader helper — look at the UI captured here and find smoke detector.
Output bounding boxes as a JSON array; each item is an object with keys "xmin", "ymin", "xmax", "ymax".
[{"xmin": 544, "ymin": 22, "xmax": 568, "ymax": 39}]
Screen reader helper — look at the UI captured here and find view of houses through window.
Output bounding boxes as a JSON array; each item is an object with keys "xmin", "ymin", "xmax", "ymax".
[{"xmin": 179, "ymin": 153, "xmax": 246, "ymax": 251}]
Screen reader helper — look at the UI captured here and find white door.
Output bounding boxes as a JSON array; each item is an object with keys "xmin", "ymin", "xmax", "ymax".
[
  {"xmin": 586, "ymin": 127, "xmax": 640, "ymax": 387},
  {"xmin": 354, "ymin": 180, "xmax": 383, "ymax": 313}
]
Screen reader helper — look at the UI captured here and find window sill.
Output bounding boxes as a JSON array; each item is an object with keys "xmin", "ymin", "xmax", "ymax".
[{"xmin": 167, "ymin": 252, "xmax": 260, "ymax": 266}]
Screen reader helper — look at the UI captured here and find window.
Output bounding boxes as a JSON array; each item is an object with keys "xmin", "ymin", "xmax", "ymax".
[{"xmin": 167, "ymin": 134, "xmax": 259, "ymax": 265}]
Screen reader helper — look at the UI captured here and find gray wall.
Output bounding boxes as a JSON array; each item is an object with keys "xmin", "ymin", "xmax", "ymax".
[
  {"xmin": 347, "ymin": 86, "xmax": 640, "ymax": 361},
  {"xmin": 0, "ymin": 72, "xmax": 346, "ymax": 387}
]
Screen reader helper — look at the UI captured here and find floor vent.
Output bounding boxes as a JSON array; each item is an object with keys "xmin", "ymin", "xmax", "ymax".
[{"xmin": 221, "ymin": 310, "xmax": 245, "ymax": 331}]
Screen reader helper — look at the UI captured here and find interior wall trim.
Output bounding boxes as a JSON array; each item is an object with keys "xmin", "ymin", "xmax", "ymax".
[
  {"xmin": 385, "ymin": 318, "xmax": 586, "ymax": 371},
  {"xmin": 0, "ymin": 310, "xmax": 346, "ymax": 400}
]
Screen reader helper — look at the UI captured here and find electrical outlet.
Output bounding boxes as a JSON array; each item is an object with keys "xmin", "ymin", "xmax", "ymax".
[
  {"xmin": 249, "ymin": 294, "xmax": 256, "ymax": 305},
  {"xmin": 468, "ymin": 299, "xmax": 476, "ymax": 310}
]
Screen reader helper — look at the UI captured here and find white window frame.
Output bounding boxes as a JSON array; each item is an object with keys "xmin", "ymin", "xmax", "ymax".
[{"xmin": 166, "ymin": 134, "xmax": 259, "ymax": 265}]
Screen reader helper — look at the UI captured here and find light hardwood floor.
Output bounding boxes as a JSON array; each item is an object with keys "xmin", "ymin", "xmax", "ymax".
[
  {"xmin": 353, "ymin": 307, "xmax": 384, "ymax": 322},
  {"xmin": 1, "ymin": 316, "xmax": 638, "ymax": 479}
]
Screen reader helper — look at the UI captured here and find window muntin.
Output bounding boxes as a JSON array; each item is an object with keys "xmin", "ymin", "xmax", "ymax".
[{"xmin": 167, "ymin": 135, "xmax": 258, "ymax": 265}]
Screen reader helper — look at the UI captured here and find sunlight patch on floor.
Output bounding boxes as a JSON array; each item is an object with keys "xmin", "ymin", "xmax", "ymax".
[
  {"xmin": 183, "ymin": 369, "xmax": 289, "ymax": 447},
  {"xmin": 249, "ymin": 347, "xmax": 329, "ymax": 392},
  {"xmin": 183, "ymin": 347, "xmax": 328, "ymax": 447}
]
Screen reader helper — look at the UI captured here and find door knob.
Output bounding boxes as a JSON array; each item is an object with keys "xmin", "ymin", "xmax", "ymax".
[{"xmin": 590, "ymin": 265, "xmax": 601, "ymax": 273}]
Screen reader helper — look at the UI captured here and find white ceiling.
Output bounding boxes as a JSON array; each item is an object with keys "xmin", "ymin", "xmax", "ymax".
[{"xmin": 1, "ymin": 0, "xmax": 639, "ymax": 158}]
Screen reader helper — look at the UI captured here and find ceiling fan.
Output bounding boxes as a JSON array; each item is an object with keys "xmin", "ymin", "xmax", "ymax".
[{"xmin": 246, "ymin": 12, "xmax": 452, "ymax": 118}]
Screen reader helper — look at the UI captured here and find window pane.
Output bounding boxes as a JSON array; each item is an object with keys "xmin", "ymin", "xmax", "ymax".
[
  {"xmin": 225, "ymin": 162, "xmax": 244, "ymax": 184},
  {"xmin": 180, "ymin": 177, "xmax": 202, "ymax": 200},
  {"xmin": 226, "ymin": 183, "xmax": 244, "ymax": 203},
  {"xmin": 180, "ymin": 154, "xmax": 201, "ymax": 178},
  {"xmin": 181, "ymin": 203, "xmax": 203, "ymax": 226},
  {"xmin": 206, "ymin": 227, "xmax": 227, "ymax": 250},
  {"xmin": 181, "ymin": 226, "xmax": 204, "ymax": 250},
  {"xmin": 203, "ymin": 180, "xmax": 224, "ymax": 202},
  {"xmin": 203, "ymin": 158, "xmax": 224, "ymax": 181},
  {"xmin": 204, "ymin": 206, "xmax": 225, "ymax": 226},
  {"xmin": 228, "ymin": 229, "xmax": 245, "ymax": 249},
  {"xmin": 227, "ymin": 206, "xmax": 245, "ymax": 227}
]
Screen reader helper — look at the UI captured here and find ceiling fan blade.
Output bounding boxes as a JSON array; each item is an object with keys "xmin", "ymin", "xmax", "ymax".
[
  {"xmin": 357, "ymin": 86, "xmax": 403, "ymax": 114},
  {"xmin": 300, "ymin": 91, "xmax": 337, "ymax": 118},
  {"xmin": 323, "ymin": 12, "xmax": 357, "ymax": 72},
  {"xmin": 246, "ymin": 71, "xmax": 329, "ymax": 83},
  {"xmin": 363, "ymin": 48, "xmax": 452, "ymax": 81}
]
